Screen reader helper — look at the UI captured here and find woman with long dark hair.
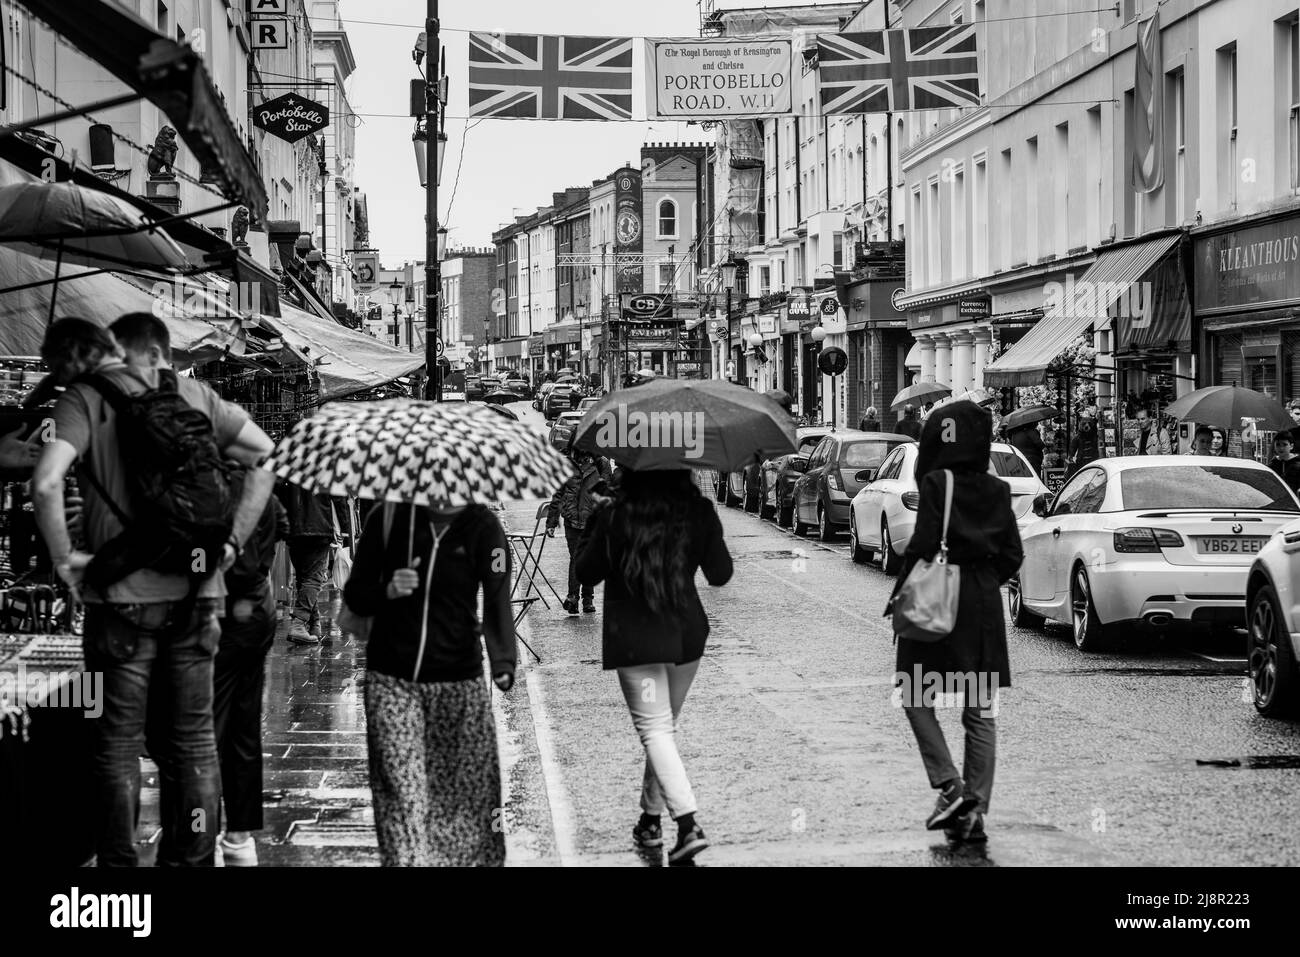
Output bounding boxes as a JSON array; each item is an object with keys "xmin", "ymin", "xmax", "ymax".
[
  {"xmin": 889, "ymin": 401, "xmax": 1023, "ymax": 843},
  {"xmin": 576, "ymin": 469, "xmax": 733, "ymax": 865}
]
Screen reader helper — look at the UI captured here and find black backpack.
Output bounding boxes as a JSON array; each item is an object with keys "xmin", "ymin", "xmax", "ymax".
[{"xmin": 76, "ymin": 369, "xmax": 237, "ymax": 592}]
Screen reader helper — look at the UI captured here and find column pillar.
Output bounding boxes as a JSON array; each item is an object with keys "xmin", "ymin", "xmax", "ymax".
[
  {"xmin": 972, "ymin": 326, "xmax": 993, "ymax": 392},
  {"xmin": 917, "ymin": 333, "xmax": 936, "ymax": 383},
  {"xmin": 951, "ymin": 330, "xmax": 974, "ymax": 394},
  {"xmin": 933, "ymin": 333, "xmax": 952, "ymax": 387}
]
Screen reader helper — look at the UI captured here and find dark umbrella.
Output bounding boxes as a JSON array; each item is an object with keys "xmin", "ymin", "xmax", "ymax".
[
  {"xmin": 484, "ymin": 402, "xmax": 520, "ymax": 421},
  {"xmin": 1003, "ymin": 404, "xmax": 1061, "ymax": 431},
  {"xmin": 1164, "ymin": 386, "xmax": 1292, "ymax": 432},
  {"xmin": 890, "ymin": 379, "xmax": 951, "ymax": 411},
  {"xmin": 482, "ymin": 389, "xmax": 525, "ymax": 404},
  {"xmin": 765, "ymin": 388, "xmax": 794, "ymax": 413},
  {"xmin": 573, "ymin": 378, "xmax": 796, "ymax": 471}
]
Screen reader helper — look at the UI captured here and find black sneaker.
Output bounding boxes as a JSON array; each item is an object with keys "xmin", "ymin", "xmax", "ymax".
[
  {"xmin": 632, "ymin": 820, "xmax": 663, "ymax": 848},
  {"xmin": 944, "ymin": 811, "xmax": 987, "ymax": 844},
  {"xmin": 668, "ymin": 825, "xmax": 709, "ymax": 865},
  {"xmin": 582, "ymin": 600, "xmax": 596, "ymax": 614},
  {"xmin": 926, "ymin": 781, "xmax": 978, "ymax": 831},
  {"xmin": 562, "ymin": 598, "xmax": 579, "ymax": 616}
]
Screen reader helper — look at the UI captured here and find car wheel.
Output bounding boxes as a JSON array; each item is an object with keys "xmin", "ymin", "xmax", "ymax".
[
  {"xmin": 793, "ymin": 503, "xmax": 811, "ymax": 536},
  {"xmin": 880, "ymin": 520, "xmax": 902, "ymax": 575},
  {"xmin": 760, "ymin": 495, "xmax": 776, "ymax": 520},
  {"xmin": 743, "ymin": 479, "xmax": 760, "ymax": 513},
  {"xmin": 849, "ymin": 512, "xmax": 874, "ymax": 564},
  {"xmin": 1007, "ymin": 575, "xmax": 1043, "ymax": 629},
  {"xmin": 777, "ymin": 503, "xmax": 793, "ymax": 528},
  {"xmin": 714, "ymin": 471, "xmax": 727, "ymax": 503},
  {"xmin": 1071, "ymin": 567, "xmax": 1112, "ymax": 652},
  {"xmin": 724, "ymin": 479, "xmax": 741, "ymax": 508},
  {"xmin": 1248, "ymin": 584, "xmax": 1300, "ymax": 717},
  {"xmin": 817, "ymin": 505, "xmax": 836, "ymax": 542}
]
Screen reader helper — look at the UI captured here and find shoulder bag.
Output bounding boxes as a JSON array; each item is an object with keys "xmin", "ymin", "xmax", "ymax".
[{"xmin": 891, "ymin": 469, "xmax": 961, "ymax": 643}]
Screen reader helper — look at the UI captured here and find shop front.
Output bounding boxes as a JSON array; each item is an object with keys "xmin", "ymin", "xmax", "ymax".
[
  {"xmin": 544, "ymin": 322, "xmax": 581, "ymax": 374},
  {"xmin": 905, "ymin": 292, "xmax": 995, "ymax": 398},
  {"xmin": 846, "ymin": 279, "xmax": 909, "ymax": 429}
]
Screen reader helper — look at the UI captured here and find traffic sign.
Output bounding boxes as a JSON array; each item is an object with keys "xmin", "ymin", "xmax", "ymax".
[
  {"xmin": 817, "ymin": 346, "xmax": 848, "ymax": 376},
  {"xmin": 434, "ymin": 337, "xmax": 445, "ymax": 358}
]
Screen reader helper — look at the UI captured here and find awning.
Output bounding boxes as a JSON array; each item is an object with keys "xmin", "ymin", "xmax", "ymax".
[
  {"xmin": 984, "ymin": 232, "xmax": 1182, "ymax": 388},
  {"xmin": 904, "ymin": 341, "xmax": 922, "ymax": 369},
  {"xmin": 261, "ymin": 303, "xmax": 425, "ymax": 402},
  {"xmin": 285, "ymin": 271, "xmax": 334, "ymax": 322},
  {"xmin": 0, "ymin": 132, "xmax": 279, "ymax": 315},
  {"xmin": 18, "ymin": 0, "xmax": 268, "ymax": 222}
]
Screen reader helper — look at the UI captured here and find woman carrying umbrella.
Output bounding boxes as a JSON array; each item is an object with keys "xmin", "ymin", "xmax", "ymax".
[
  {"xmin": 575, "ymin": 469, "xmax": 733, "ymax": 865},
  {"xmin": 887, "ymin": 401, "xmax": 1023, "ymax": 842}
]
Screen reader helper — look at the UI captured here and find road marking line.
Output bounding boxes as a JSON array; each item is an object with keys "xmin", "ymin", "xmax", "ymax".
[{"xmin": 523, "ymin": 659, "xmax": 578, "ymax": 867}]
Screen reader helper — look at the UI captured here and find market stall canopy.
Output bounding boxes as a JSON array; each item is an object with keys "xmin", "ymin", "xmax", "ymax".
[
  {"xmin": 17, "ymin": 0, "xmax": 268, "ymax": 222},
  {"xmin": 261, "ymin": 303, "xmax": 425, "ymax": 401},
  {"xmin": 984, "ymin": 232, "xmax": 1183, "ymax": 389}
]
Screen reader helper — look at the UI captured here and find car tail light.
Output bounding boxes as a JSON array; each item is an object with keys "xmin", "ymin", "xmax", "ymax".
[
  {"xmin": 1113, "ymin": 527, "xmax": 1184, "ymax": 553},
  {"xmin": 827, "ymin": 471, "xmax": 842, "ymax": 492},
  {"xmin": 902, "ymin": 491, "xmax": 919, "ymax": 510}
]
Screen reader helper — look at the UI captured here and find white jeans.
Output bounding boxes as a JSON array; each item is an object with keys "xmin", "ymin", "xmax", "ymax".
[{"xmin": 616, "ymin": 660, "xmax": 700, "ymax": 819}]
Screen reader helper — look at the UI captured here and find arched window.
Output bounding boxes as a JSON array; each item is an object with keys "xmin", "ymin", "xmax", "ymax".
[{"xmin": 657, "ymin": 198, "xmax": 678, "ymax": 238}]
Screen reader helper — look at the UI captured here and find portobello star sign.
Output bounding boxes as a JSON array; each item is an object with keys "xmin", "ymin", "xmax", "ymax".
[{"xmin": 252, "ymin": 93, "xmax": 330, "ymax": 144}]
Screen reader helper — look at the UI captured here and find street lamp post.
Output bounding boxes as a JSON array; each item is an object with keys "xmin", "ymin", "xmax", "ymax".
[
  {"xmin": 720, "ymin": 255, "xmax": 738, "ymax": 383},
  {"xmin": 420, "ymin": 1, "xmax": 448, "ymax": 400}
]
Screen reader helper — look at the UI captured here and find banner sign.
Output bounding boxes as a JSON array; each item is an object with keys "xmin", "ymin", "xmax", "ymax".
[
  {"xmin": 1194, "ymin": 214, "xmax": 1300, "ymax": 314},
  {"xmin": 624, "ymin": 322, "xmax": 680, "ymax": 346},
  {"xmin": 469, "ymin": 33, "xmax": 633, "ymax": 120},
  {"xmin": 252, "ymin": 92, "xmax": 329, "ymax": 144},
  {"xmin": 621, "ymin": 292, "xmax": 672, "ymax": 320},
  {"xmin": 615, "ymin": 169, "xmax": 643, "ymax": 295},
  {"xmin": 645, "ymin": 38, "xmax": 792, "ymax": 119},
  {"xmin": 818, "ymin": 26, "xmax": 980, "ymax": 114}
]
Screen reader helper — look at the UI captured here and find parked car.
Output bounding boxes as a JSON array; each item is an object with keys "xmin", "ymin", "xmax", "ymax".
[
  {"xmin": 760, "ymin": 426, "xmax": 832, "ymax": 524},
  {"xmin": 534, "ymin": 380, "xmax": 557, "ymax": 411},
  {"xmin": 723, "ymin": 462, "xmax": 762, "ymax": 510},
  {"xmin": 1010, "ymin": 456, "xmax": 1300, "ymax": 651},
  {"xmin": 548, "ymin": 411, "xmax": 584, "ymax": 451},
  {"xmin": 849, "ymin": 442, "xmax": 1047, "ymax": 573},
  {"xmin": 576, "ymin": 395, "xmax": 601, "ymax": 415},
  {"xmin": 504, "ymin": 374, "xmax": 530, "ymax": 396},
  {"xmin": 544, "ymin": 384, "xmax": 578, "ymax": 420},
  {"xmin": 789, "ymin": 431, "xmax": 909, "ymax": 541},
  {"xmin": 1245, "ymin": 518, "xmax": 1300, "ymax": 716}
]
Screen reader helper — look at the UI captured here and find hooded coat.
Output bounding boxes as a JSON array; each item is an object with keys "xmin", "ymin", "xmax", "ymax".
[
  {"xmin": 888, "ymin": 401, "xmax": 1023, "ymax": 689},
  {"xmin": 1006, "ymin": 424, "xmax": 1044, "ymax": 475}
]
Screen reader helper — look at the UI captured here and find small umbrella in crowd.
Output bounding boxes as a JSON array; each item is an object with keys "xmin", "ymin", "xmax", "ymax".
[
  {"xmin": 1163, "ymin": 385, "xmax": 1293, "ymax": 433},
  {"xmin": 265, "ymin": 399, "xmax": 572, "ymax": 507},
  {"xmin": 482, "ymin": 388, "xmax": 526, "ymax": 405},
  {"xmin": 1003, "ymin": 403, "xmax": 1061, "ymax": 432},
  {"xmin": 891, "ymin": 379, "xmax": 951, "ymax": 411},
  {"xmin": 573, "ymin": 378, "xmax": 796, "ymax": 471}
]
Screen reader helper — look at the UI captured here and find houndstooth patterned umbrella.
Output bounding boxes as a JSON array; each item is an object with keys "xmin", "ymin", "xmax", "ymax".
[{"xmin": 265, "ymin": 399, "xmax": 573, "ymax": 506}]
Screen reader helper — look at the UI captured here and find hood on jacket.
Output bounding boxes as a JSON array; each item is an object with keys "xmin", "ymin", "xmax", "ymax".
[{"xmin": 914, "ymin": 400, "xmax": 992, "ymax": 480}]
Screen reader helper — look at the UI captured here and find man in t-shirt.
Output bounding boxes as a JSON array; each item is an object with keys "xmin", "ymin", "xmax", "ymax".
[{"xmin": 32, "ymin": 315, "xmax": 274, "ymax": 867}]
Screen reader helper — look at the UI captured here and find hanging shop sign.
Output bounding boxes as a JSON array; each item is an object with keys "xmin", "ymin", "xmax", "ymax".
[
  {"xmin": 788, "ymin": 290, "xmax": 812, "ymax": 317},
  {"xmin": 757, "ymin": 313, "xmax": 777, "ymax": 335},
  {"xmin": 621, "ymin": 292, "xmax": 672, "ymax": 320},
  {"xmin": 250, "ymin": 0, "xmax": 289, "ymax": 11},
  {"xmin": 249, "ymin": 18, "xmax": 289, "ymax": 49},
  {"xmin": 957, "ymin": 296, "xmax": 992, "ymax": 319},
  {"xmin": 252, "ymin": 92, "xmax": 329, "ymax": 144},
  {"xmin": 644, "ymin": 38, "xmax": 792, "ymax": 119},
  {"xmin": 614, "ymin": 168, "xmax": 643, "ymax": 295},
  {"xmin": 353, "ymin": 252, "xmax": 379, "ymax": 294},
  {"xmin": 624, "ymin": 322, "xmax": 680, "ymax": 346}
]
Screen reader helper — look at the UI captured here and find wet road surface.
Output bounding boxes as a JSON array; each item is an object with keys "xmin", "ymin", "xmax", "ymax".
[{"xmin": 126, "ymin": 404, "xmax": 1300, "ymax": 866}]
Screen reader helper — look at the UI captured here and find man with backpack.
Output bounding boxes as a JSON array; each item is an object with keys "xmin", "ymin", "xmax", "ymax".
[{"xmin": 32, "ymin": 315, "xmax": 275, "ymax": 867}]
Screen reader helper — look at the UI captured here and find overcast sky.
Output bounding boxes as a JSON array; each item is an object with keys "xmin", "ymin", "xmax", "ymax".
[{"xmin": 343, "ymin": 0, "xmax": 832, "ymax": 266}]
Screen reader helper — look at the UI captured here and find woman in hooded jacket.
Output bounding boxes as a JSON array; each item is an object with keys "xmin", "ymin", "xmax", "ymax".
[{"xmin": 887, "ymin": 401, "xmax": 1023, "ymax": 843}]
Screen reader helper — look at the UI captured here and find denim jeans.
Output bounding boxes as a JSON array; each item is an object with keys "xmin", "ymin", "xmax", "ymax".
[
  {"xmin": 289, "ymin": 537, "xmax": 332, "ymax": 625},
  {"xmin": 616, "ymin": 660, "xmax": 701, "ymax": 819},
  {"xmin": 83, "ymin": 598, "xmax": 222, "ymax": 867},
  {"xmin": 903, "ymin": 704, "xmax": 996, "ymax": 815}
]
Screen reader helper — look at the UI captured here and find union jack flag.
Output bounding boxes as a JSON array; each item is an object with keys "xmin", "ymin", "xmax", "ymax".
[
  {"xmin": 817, "ymin": 26, "xmax": 981, "ymax": 114},
  {"xmin": 468, "ymin": 33, "xmax": 633, "ymax": 121}
]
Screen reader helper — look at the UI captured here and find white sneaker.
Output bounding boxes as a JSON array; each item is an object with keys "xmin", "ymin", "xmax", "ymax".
[{"xmin": 219, "ymin": 834, "xmax": 259, "ymax": 867}]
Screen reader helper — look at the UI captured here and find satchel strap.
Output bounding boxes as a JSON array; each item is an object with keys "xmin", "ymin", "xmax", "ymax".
[{"xmin": 937, "ymin": 469, "xmax": 954, "ymax": 562}]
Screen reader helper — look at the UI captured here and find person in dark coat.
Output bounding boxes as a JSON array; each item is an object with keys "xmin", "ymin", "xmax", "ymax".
[
  {"xmin": 344, "ymin": 503, "xmax": 516, "ymax": 866},
  {"xmin": 276, "ymin": 481, "xmax": 350, "ymax": 644},
  {"xmin": 546, "ymin": 448, "xmax": 612, "ymax": 614},
  {"xmin": 896, "ymin": 404, "xmax": 922, "ymax": 440},
  {"xmin": 1269, "ymin": 433, "xmax": 1300, "ymax": 493},
  {"xmin": 575, "ymin": 469, "xmax": 733, "ymax": 865},
  {"xmin": 1067, "ymin": 412, "xmax": 1100, "ymax": 476},
  {"xmin": 213, "ymin": 467, "xmax": 290, "ymax": 867},
  {"xmin": 1006, "ymin": 422, "xmax": 1044, "ymax": 475},
  {"xmin": 858, "ymin": 406, "xmax": 881, "ymax": 432},
  {"xmin": 887, "ymin": 401, "xmax": 1022, "ymax": 843}
]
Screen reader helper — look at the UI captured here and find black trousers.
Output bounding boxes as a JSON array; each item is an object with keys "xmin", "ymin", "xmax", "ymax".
[
  {"xmin": 213, "ymin": 580, "xmax": 275, "ymax": 832},
  {"xmin": 564, "ymin": 522, "xmax": 593, "ymax": 603}
]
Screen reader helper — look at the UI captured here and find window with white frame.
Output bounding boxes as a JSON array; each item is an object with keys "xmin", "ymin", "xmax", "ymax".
[
  {"xmin": 658, "ymin": 264, "xmax": 677, "ymax": 293},
  {"xmin": 927, "ymin": 178, "xmax": 940, "ymax": 283},
  {"xmin": 1171, "ymin": 67, "xmax": 1186, "ymax": 219},
  {"xmin": 759, "ymin": 266, "xmax": 771, "ymax": 296},
  {"xmin": 657, "ymin": 198, "xmax": 678, "ymax": 238},
  {"xmin": 972, "ymin": 156, "xmax": 988, "ymax": 275},
  {"xmin": 1289, "ymin": 17, "xmax": 1300, "ymax": 191},
  {"xmin": 833, "ymin": 232, "xmax": 844, "ymax": 269}
]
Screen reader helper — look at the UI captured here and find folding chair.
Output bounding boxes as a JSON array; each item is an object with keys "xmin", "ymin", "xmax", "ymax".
[{"xmin": 506, "ymin": 502, "xmax": 565, "ymax": 610}]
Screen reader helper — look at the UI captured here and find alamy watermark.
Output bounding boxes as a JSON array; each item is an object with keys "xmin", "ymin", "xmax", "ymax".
[
  {"xmin": 891, "ymin": 666, "xmax": 999, "ymax": 718},
  {"xmin": 591, "ymin": 403, "xmax": 705, "ymax": 459},
  {"xmin": 0, "ymin": 662, "xmax": 103, "ymax": 723},
  {"xmin": 1043, "ymin": 277, "xmax": 1154, "ymax": 328},
  {"xmin": 150, "ymin": 280, "xmax": 265, "ymax": 320}
]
